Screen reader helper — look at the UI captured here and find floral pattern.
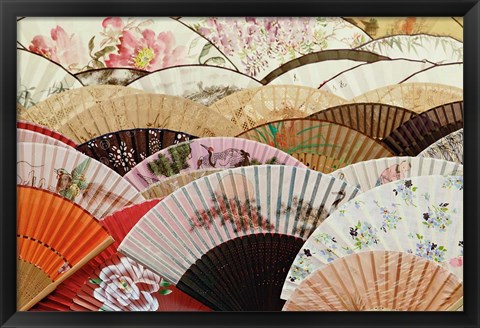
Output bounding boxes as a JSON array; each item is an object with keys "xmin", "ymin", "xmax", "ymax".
[
  {"xmin": 349, "ymin": 221, "xmax": 379, "ymax": 249},
  {"xmin": 442, "ymin": 175, "xmax": 463, "ymax": 190},
  {"xmin": 422, "ymin": 203, "xmax": 453, "ymax": 231},
  {"xmin": 407, "ymin": 233, "xmax": 446, "ymax": 262},
  {"xmin": 392, "ymin": 179, "xmax": 418, "ymax": 206}
]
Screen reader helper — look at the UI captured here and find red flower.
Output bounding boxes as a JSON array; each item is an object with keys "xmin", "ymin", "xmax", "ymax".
[{"xmin": 104, "ymin": 29, "xmax": 186, "ymax": 71}]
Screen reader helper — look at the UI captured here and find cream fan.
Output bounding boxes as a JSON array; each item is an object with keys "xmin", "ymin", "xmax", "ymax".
[
  {"xmin": 282, "ymin": 175, "xmax": 463, "ymax": 300},
  {"xmin": 56, "ymin": 94, "xmax": 243, "ymax": 143},
  {"xmin": 283, "ymin": 250, "xmax": 463, "ymax": 311},
  {"xmin": 352, "ymin": 83, "xmax": 463, "ymax": 114},
  {"xmin": 19, "ymin": 85, "xmax": 144, "ymax": 131},
  {"xmin": 208, "ymin": 85, "xmax": 348, "ymax": 132},
  {"xmin": 400, "ymin": 63, "xmax": 463, "ymax": 89}
]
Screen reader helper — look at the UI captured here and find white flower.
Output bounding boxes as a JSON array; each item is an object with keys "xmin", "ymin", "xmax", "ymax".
[{"xmin": 93, "ymin": 255, "xmax": 161, "ymax": 311}]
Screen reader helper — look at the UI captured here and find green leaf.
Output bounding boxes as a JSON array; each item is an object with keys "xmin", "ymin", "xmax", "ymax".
[
  {"xmin": 88, "ymin": 36, "xmax": 95, "ymax": 53},
  {"xmin": 199, "ymin": 43, "xmax": 213, "ymax": 62},
  {"xmin": 412, "ymin": 187, "xmax": 418, "ymax": 192},
  {"xmin": 89, "ymin": 278, "xmax": 103, "ymax": 284},
  {"xmin": 441, "ymin": 207, "xmax": 448, "ymax": 212},
  {"xmin": 159, "ymin": 289, "xmax": 173, "ymax": 295},
  {"xmin": 160, "ymin": 279, "xmax": 172, "ymax": 287},
  {"xmin": 438, "ymin": 246, "xmax": 445, "ymax": 250},
  {"xmin": 94, "ymin": 46, "xmax": 117, "ymax": 59},
  {"xmin": 188, "ymin": 37, "xmax": 201, "ymax": 54},
  {"xmin": 416, "ymin": 233, "xmax": 423, "ymax": 239},
  {"xmin": 422, "ymin": 222, "xmax": 429, "ymax": 226},
  {"xmin": 204, "ymin": 56, "xmax": 226, "ymax": 66}
]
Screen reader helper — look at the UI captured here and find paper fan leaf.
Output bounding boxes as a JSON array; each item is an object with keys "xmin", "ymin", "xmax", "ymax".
[
  {"xmin": 209, "ymin": 85, "xmax": 348, "ymax": 132},
  {"xmin": 17, "ymin": 143, "xmax": 144, "ymax": 219},
  {"xmin": 17, "ymin": 128, "xmax": 74, "ymax": 149},
  {"xmin": 17, "ymin": 186, "xmax": 113, "ymax": 310},
  {"xmin": 17, "ymin": 49, "xmax": 83, "ymax": 109},
  {"xmin": 76, "ymin": 129, "xmax": 198, "ymax": 176},
  {"xmin": 237, "ymin": 119, "xmax": 394, "ymax": 173},
  {"xmin": 357, "ymin": 35, "xmax": 463, "ymax": 64},
  {"xmin": 307, "ymin": 103, "xmax": 417, "ymax": 139},
  {"xmin": 343, "ymin": 17, "xmax": 463, "ymax": 42},
  {"xmin": 283, "ymin": 250, "xmax": 463, "ymax": 311},
  {"xmin": 318, "ymin": 59, "xmax": 433, "ymax": 99},
  {"xmin": 382, "ymin": 101, "xmax": 463, "ymax": 156},
  {"xmin": 17, "ymin": 121, "xmax": 77, "ymax": 148},
  {"xmin": 118, "ymin": 165, "xmax": 360, "ymax": 310},
  {"xmin": 19, "ymin": 85, "xmax": 144, "ymax": 131},
  {"xmin": 181, "ymin": 17, "xmax": 370, "ymax": 80},
  {"xmin": 282, "ymin": 175, "xmax": 463, "ymax": 301},
  {"xmin": 127, "ymin": 65, "xmax": 261, "ymax": 106},
  {"xmin": 124, "ymin": 137, "xmax": 307, "ymax": 191},
  {"xmin": 141, "ymin": 169, "xmax": 222, "ymax": 199},
  {"xmin": 352, "ymin": 83, "xmax": 463, "ymax": 114},
  {"xmin": 74, "ymin": 68, "xmax": 149, "ymax": 86},
  {"xmin": 56, "ymin": 94, "xmax": 242, "ymax": 143},
  {"xmin": 262, "ymin": 49, "xmax": 388, "ymax": 85},
  {"xmin": 401, "ymin": 63, "xmax": 463, "ymax": 89},
  {"xmin": 331, "ymin": 157, "xmax": 463, "ymax": 192},
  {"xmin": 418, "ymin": 129, "xmax": 463, "ymax": 164},
  {"xmin": 18, "ymin": 17, "xmax": 233, "ymax": 74}
]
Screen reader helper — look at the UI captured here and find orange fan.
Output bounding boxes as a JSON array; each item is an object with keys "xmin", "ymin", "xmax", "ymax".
[
  {"xmin": 17, "ymin": 186, "xmax": 113, "ymax": 311},
  {"xmin": 307, "ymin": 103, "xmax": 417, "ymax": 140},
  {"xmin": 283, "ymin": 251, "xmax": 463, "ymax": 311}
]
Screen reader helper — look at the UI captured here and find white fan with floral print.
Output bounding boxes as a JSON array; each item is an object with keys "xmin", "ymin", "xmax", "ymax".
[
  {"xmin": 281, "ymin": 175, "xmax": 463, "ymax": 301},
  {"xmin": 331, "ymin": 157, "xmax": 463, "ymax": 192}
]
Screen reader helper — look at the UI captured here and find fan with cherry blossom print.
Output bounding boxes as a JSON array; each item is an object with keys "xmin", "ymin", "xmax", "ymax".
[
  {"xmin": 76, "ymin": 128, "xmax": 197, "ymax": 176},
  {"xmin": 17, "ymin": 143, "xmax": 144, "ymax": 220},
  {"xmin": 56, "ymin": 93, "xmax": 242, "ymax": 143},
  {"xmin": 18, "ymin": 85, "xmax": 144, "ymax": 132},
  {"xmin": 17, "ymin": 186, "xmax": 113, "ymax": 311},
  {"xmin": 281, "ymin": 175, "xmax": 463, "ymax": 301},
  {"xmin": 330, "ymin": 157, "xmax": 463, "ymax": 192},
  {"xmin": 124, "ymin": 137, "xmax": 307, "ymax": 191},
  {"xmin": 283, "ymin": 250, "xmax": 463, "ymax": 311},
  {"xmin": 119, "ymin": 165, "xmax": 360, "ymax": 310}
]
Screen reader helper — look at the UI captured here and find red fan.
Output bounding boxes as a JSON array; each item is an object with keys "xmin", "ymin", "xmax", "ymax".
[{"xmin": 17, "ymin": 121, "xmax": 77, "ymax": 148}]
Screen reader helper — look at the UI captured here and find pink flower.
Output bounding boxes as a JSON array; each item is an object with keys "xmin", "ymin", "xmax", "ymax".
[
  {"xmin": 449, "ymin": 256, "xmax": 463, "ymax": 268},
  {"xmin": 104, "ymin": 29, "xmax": 186, "ymax": 71},
  {"xmin": 93, "ymin": 255, "xmax": 162, "ymax": 311},
  {"xmin": 102, "ymin": 17, "xmax": 124, "ymax": 30},
  {"xmin": 29, "ymin": 26, "xmax": 88, "ymax": 71}
]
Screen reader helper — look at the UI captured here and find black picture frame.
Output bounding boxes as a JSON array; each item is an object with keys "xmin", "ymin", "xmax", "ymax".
[{"xmin": 1, "ymin": 0, "xmax": 479, "ymax": 327}]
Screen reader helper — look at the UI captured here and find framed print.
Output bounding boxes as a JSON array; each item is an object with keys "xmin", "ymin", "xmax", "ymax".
[{"xmin": 1, "ymin": 0, "xmax": 479, "ymax": 327}]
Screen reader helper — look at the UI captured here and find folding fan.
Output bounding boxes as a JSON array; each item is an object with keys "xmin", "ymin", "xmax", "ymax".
[
  {"xmin": 124, "ymin": 137, "xmax": 307, "ymax": 191},
  {"xmin": 307, "ymin": 103, "xmax": 417, "ymax": 140},
  {"xmin": 17, "ymin": 128, "xmax": 74, "ymax": 149},
  {"xmin": 17, "ymin": 49, "xmax": 83, "ymax": 109},
  {"xmin": 17, "ymin": 142, "xmax": 144, "ymax": 219},
  {"xmin": 208, "ymin": 85, "xmax": 348, "ymax": 132},
  {"xmin": 74, "ymin": 68, "xmax": 149, "ymax": 86},
  {"xmin": 382, "ymin": 101, "xmax": 463, "ymax": 156},
  {"xmin": 418, "ymin": 129, "xmax": 463, "ymax": 164},
  {"xmin": 118, "ymin": 165, "xmax": 361, "ymax": 310},
  {"xmin": 318, "ymin": 59, "xmax": 433, "ymax": 99},
  {"xmin": 17, "ymin": 17, "xmax": 233, "ymax": 74},
  {"xmin": 179, "ymin": 17, "xmax": 371, "ymax": 80},
  {"xmin": 352, "ymin": 83, "xmax": 464, "ymax": 114},
  {"xmin": 282, "ymin": 175, "xmax": 463, "ymax": 300},
  {"xmin": 57, "ymin": 93, "xmax": 242, "ymax": 143},
  {"xmin": 19, "ymin": 85, "xmax": 145, "ymax": 131},
  {"xmin": 356, "ymin": 35, "xmax": 463, "ymax": 64},
  {"xmin": 237, "ymin": 119, "xmax": 394, "ymax": 173},
  {"xmin": 400, "ymin": 63, "xmax": 463, "ymax": 89},
  {"xmin": 17, "ymin": 121, "xmax": 77, "ymax": 148},
  {"xmin": 127, "ymin": 65, "xmax": 262, "ymax": 106},
  {"xmin": 75, "ymin": 129, "xmax": 198, "ymax": 176},
  {"xmin": 283, "ymin": 250, "xmax": 463, "ymax": 311},
  {"xmin": 17, "ymin": 186, "xmax": 113, "ymax": 311},
  {"xmin": 331, "ymin": 157, "xmax": 463, "ymax": 192},
  {"xmin": 262, "ymin": 49, "xmax": 388, "ymax": 85},
  {"xmin": 343, "ymin": 17, "xmax": 463, "ymax": 42},
  {"xmin": 141, "ymin": 169, "xmax": 222, "ymax": 200},
  {"xmin": 17, "ymin": 103, "xmax": 27, "ymax": 116}
]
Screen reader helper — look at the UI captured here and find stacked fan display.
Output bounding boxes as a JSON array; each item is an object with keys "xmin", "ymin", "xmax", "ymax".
[{"xmin": 16, "ymin": 16, "xmax": 464, "ymax": 312}]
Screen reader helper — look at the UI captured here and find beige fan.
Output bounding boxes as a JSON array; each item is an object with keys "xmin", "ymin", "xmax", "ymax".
[
  {"xmin": 57, "ymin": 94, "xmax": 243, "ymax": 143},
  {"xmin": 18, "ymin": 85, "xmax": 144, "ymax": 131},
  {"xmin": 308, "ymin": 103, "xmax": 417, "ymax": 140},
  {"xmin": 237, "ymin": 119, "xmax": 394, "ymax": 173},
  {"xmin": 283, "ymin": 250, "xmax": 463, "ymax": 311},
  {"xmin": 352, "ymin": 83, "xmax": 463, "ymax": 114},
  {"xmin": 141, "ymin": 169, "xmax": 222, "ymax": 199},
  {"xmin": 208, "ymin": 85, "xmax": 348, "ymax": 132}
]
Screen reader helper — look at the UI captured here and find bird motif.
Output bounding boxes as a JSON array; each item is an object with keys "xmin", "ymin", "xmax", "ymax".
[
  {"xmin": 196, "ymin": 144, "xmax": 250, "ymax": 169},
  {"xmin": 55, "ymin": 158, "xmax": 91, "ymax": 200}
]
